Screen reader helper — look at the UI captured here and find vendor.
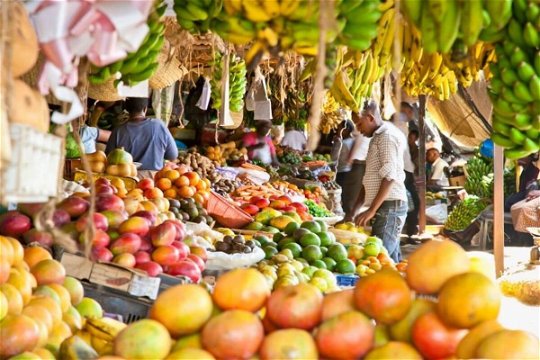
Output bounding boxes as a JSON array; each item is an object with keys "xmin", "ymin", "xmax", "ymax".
[
  {"xmin": 505, "ymin": 152, "xmax": 540, "ymax": 211},
  {"xmin": 281, "ymin": 123, "xmax": 307, "ymax": 151},
  {"xmin": 242, "ymin": 120, "xmax": 279, "ymax": 166},
  {"xmin": 426, "ymin": 142, "xmax": 449, "ymax": 189},
  {"xmin": 331, "ymin": 120, "xmax": 356, "ymax": 214}
]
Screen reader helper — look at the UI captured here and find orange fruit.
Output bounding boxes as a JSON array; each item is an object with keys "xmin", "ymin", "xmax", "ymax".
[
  {"xmin": 164, "ymin": 170, "xmax": 180, "ymax": 181},
  {"xmin": 259, "ymin": 329, "xmax": 318, "ymax": 360},
  {"xmin": 0, "ymin": 314, "xmax": 40, "ymax": 358},
  {"xmin": 23, "ymin": 247, "xmax": 52, "ymax": 270},
  {"xmin": 156, "ymin": 178, "xmax": 172, "ymax": 191},
  {"xmin": 174, "ymin": 176, "xmax": 190, "ymax": 188},
  {"xmin": 0, "ymin": 237, "xmax": 14, "ymax": 267},
  {"xmin": 200, "ymin": 191, "xmax": 210, "ymax": 201},
  {"xmin": 204, "ymin": 178, "xmax": 211, "ymax": 188},
  {"xmin": 164, "ymin": 188, "xmax": 178, "ymax": 199},
  {"xmin": 196, "ymin": 181, "xmax": 207, "ymax": 191},
  {"xmin": 179, "ymin": 186, "xmax": 195, "ymax": 199},
  {"xmin": 212, "ymin": 269, "xmax": 270, "ymax": 312},
  {"xmin": 6, "ymin": 238, "xmax": 24, "ymax": 266},
  {"xmin": 186, "ymin": 172, "xmax": 200, "ymax": 186},
  {"xmin": 193, "ymin": 193, "xmax": 205, "ymax": 205},
  {"xmin": 0, "ymin": 283, "xmax": 23, "ymax": 315}
]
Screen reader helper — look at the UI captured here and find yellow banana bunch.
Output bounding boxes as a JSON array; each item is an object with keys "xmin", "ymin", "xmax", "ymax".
[
  {"xmin": 85, "ymin": 317, "xmax": 127, "ymax": 343},
  {"xmin": 320, "ymin": 93, "xmax": 343, "ymax": 134},
  {"xmin": 443, "ymin": 42, "xmax": 496, "ymax": 88}
]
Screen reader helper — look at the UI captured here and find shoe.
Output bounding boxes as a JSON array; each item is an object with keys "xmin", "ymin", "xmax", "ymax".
[{"xmin": 407, "ymin": 237, "xmax": 421, "ymax": 245}]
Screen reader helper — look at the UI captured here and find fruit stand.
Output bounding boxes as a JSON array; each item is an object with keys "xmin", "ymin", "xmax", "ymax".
[{"xmin": 1, "ymin": 0, "xmax": 540, "ymax": 359}]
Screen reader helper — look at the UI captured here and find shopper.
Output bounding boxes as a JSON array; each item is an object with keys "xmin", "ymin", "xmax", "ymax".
[
  {"xmin": 342, "ymin": 125, "xmax": 371, "ymax": 215},
  {"xmin": 331, "ymin": 120, "xmax": 356, "ymax": 214},
  {"xmin": 505, "ymin": 152, "xmax": 540, "ymax": 211},
  {"xmin": 281, "ymin": 123, "xmax": 307, "ymax": 151},
  {"xmin": 346, "ymin": 101, "xmax": 408, "ymax": 262},
  {"xmin": 426, "ymin": 142, "xmax": 449, "ymax": 189},
  {"xmin": 242, "ymin": 120, "xmax": 280, "ymax": 166},
  {"xmin": 408, "ymin": 129, "xmax": 419, "ymax": 174},
  {"xmin": 106, "ymin": 97, "xmax": 178, "ymax": 178}
]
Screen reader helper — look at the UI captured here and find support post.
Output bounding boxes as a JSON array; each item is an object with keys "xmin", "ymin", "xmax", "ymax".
[
  {"xmin": 418, "ymin": 95, "xmax": 427, "ymax": 234},
  {"xmin": 493, "ymin": 144, "xmax": 504, "ymax": 276}
]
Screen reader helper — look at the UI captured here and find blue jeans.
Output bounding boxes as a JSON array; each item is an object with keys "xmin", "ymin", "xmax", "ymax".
[{"xmin": 371, "ymin": 200, "xmax": 408, "ymax": 263}]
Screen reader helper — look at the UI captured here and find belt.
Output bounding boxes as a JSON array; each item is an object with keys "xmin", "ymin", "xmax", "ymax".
[
  {"xmin": 383, "ymin": 200, "xmax": 407, "ymax": 206},
  {"xmin": 352, "ymin": 160, "xmax": 366, "ymax": 165}
]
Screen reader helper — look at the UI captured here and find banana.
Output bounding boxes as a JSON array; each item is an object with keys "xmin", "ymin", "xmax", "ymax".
[
  {"xmin": 280, "ymin": 0, "xmax": 300, "ymax": 17},
  {"xmin": 517, "ymin": 62, "xmax": 536, "ymax": 83},
  {"xmin": 419, "ymin": 5, "xmax": 438, "ymax": 53},
  {"xmin": 513, "ymin": 81, "xmax": 534, "ymax": 103},
  {"xmin": 427, "ymin": 0, "xmax": 448, "ymax": 23},
  {"xmin": 223, "ymin": 0, "xmax": 241, "ymax": 14},
  {"xmin": 438, "ymin": 0, "xmax": 460, "ymax": 53},
  {"xmin": 401, "ymin": 0, "xmax": 422, "ymax": 24},
  {"xmin": 262, "ymin": 0, "xmax": 280, "ymax": 18},
  {"xmin": 460, "ymin": 0, "xmax": 483, "ymax": 47},
  {"xmin": 507, "ymin": 19, "xmax": 526, "ymax": 47},
  {"xmin": 505, "ymin": 147, "xmax": 532, "ymax": 160},
  {"xmin": 523, "ymin": 22, "xmax": 540, "ymax": 48},
  {"xmin": 530, "ymin": 75, "xmax": 540, "ymax": 101},
  {"xmin": 484, "ymin": 0, "xmax": 512, "ymax": 29},
  {"xmin": 242, "ymin": 0, "xmax": 273, "ymax": 22},
  {"xmin": 510, "ymin": 47, "xmax": 528, "ymax": 67}
]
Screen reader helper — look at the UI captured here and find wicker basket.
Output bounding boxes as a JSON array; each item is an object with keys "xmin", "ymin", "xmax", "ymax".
[
  {"xmin": 149, "ymin": 41, "xmax": 186, "ymax": 90},
  {"xmin": 88, "ymin": 77, "xmax": 124, "ymax": 102}
]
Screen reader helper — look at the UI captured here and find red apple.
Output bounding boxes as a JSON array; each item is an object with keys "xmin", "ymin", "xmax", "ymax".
[
  {"xmin": 166, "ymin": 260, "xmax": 201, "ymax": 282},
  {"xmin": 118, "ymin": 217, "xmax": 149, "ymax": 237},
  {"xmin": 0, "ymin": 211, "xmax": 32, "ymax": 238},
  {"xmin": 290, "ymin": 202, "xmax": 308, "ymax": 212},
  {"xmin": 131, "ymin": 211, "xmax": 156, "ymax": 226},
  {"xmin": 112, "ymin": 253, "xmax": 136, "ymax": 268},
  {"xmin": 96, "ymin": 194, "xmax": 125, "ymax": 212},
  {"xmin": 152, "ymin": 245, "xmax": 179, "ymax": 266},
  {"xmin": 91, "ymin": 247, "xmax": 113, "ymax": 262},
  {"xmin": 135, "ymin": 261, "xmax": 163, "ymax": 277},
  {"xmin": 134, "ymin": 251, "xmax": 151, "ymax": 264},
  {"xmin": 75, "ymin": 213, "xmax": 108, "ymax": 232},
  {"xmin": 110, "ymin": 233, "xmax": 141, "ymax": 255},
  {"xmin": 254, "ymin": 198, "xmax": 270, "ymax": 209},
  {"xmin": 189, "ymin": 246, "xmax": 208, "ymax": 262},
  {"xmin": 96, "ymin": 184, "xmax": 115, "ymax": 196},
  {"xmin": 163, "ymin": 219, "xmax": 186, "ymax": 242},
  {"xmin": 170, "ymin": 241, "xmax": 189, "ymax": 261},
  {"xmin": 57, "ymin": 196, "xmax": 90, "ymax": 218},
  {"xmin": 23, "ymin": 229, "xmax": 54, "ymax": 248},
  {"xmin": 277, "ymin": 195, "xmax": 292, "ymax": 205},
  {"xmin": 52, "ymin": 209, "xmax": 71, "ymax": 227},
  {"xmin": 137, "ymin": 178, "xmax": 154, "ymax": 191},
  {"xmin": 241, "ymin": 204, "xmax": 260, "ymax": 215},
  {"xmin": 100, "ymin": 210, "xmax": 128, "ymax": 229},
  {"xmin": 150, "ymin": 222, "xmax": 176, "ymax": 247},
  {"xmin": 186, "ymin": 254, "xmax": 205, "ymax": 272}
]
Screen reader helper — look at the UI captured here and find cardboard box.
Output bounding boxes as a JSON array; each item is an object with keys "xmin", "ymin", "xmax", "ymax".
[
  {"xmin": 449, "ymin": 175, "xmax": 466, "ymax": 187},
  {"xmin": 60, "ymin": 252, "xmax": 160, "ymax": 300}
]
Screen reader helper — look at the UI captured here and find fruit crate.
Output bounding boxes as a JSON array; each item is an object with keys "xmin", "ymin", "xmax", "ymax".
[
  {"xmin": 81, "ymin": 282, "xmax": 152, "ymax": 324},
  {"xmin": 206, "ymin": 191, "xmax": 253, "ymax": 228},
  {"xmin": 336, "ymin": 274, "xmax": 360, "ymax": 288}
]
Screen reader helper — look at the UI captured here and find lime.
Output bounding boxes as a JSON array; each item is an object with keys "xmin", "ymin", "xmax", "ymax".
[
  {"xmin": 364, "ymin": 242, "xmax": 380, "ymax": 257},
  {"xmin": 246, "ymin": 221, "xmax": 263, "ymax": 230},
  {"xmin": 273, "ymin": 232, "xmax": 285, "ymax": 243},
  {"xmin": 309, "ymin": 277, "xmax": 328, "ymax": 292},
  {"xmin": 283, "ymin": 243, "xmax": 302, "ymax": 258},
  {"xmin": 262, "ymin": 226, "xmax": 281, "ymax": 234},
  {"xmin": 277, "ymin": 236, "xmax": 296, "ymax": 250},
  {"xmin": 280, "ymin": 248, "xmax": 294, "ymax": 260},
  {"xmin": 264, "ymin": 246, "xmax": 278, "ymax": 260},
  {"xmin": 293, "ymin": 228, "xmax": 312, "ymax": 241},
  {"xmin": 300, "ymin": 233, "xmax": 321, "ymax": 247},
  {"xmin": 302, "ymin": 266, "xmax": 317, "ymax": 278},
  {"xmin": 311, "ymin": 259, "xmax": 327, "ymax": 269},
  {"xmin": 302, "ymin": 245, "xmax": 323, "ymax": 262},
  {"xmin": 313, "ymin": 269, "xmax": 335, "ymax": 282},
  {"xmin": 316, "ymin": 220, "xmax": 328, "ymax": 232},
  {"xmin": 284, "ymin": 221, "xmax": 300, "ymax": 235},
  {"xmin": 301, "ymin": 220, "xmax": 322, "ymax": 233},
  {"xmin": 327, "ymin": 243, "xmax": 348, "ymax": 262},
  {"xmin": 366, "ymin": 236, "xmax": 383, "ymax": 247},
  {"xmin": 322, "ymin": 257, "xmax": 337, "ymax": 271},
  {"xmin": 254, "ymin": 234, "xmax": 270, "ymax": 244},
  {"xmin": 320, "ymin": 246, "xmax": 328, "ymax": 256},
  {"xmin": 264, "ymin": 241, "xmax": 278, "ymax": 248},
  {"xmin": 318, "ymin": 231, "xmax": 336, "ymax": 247},
  {"xmin": 335, "ymin": 259, "xmax": 356, "ymax": 274}
]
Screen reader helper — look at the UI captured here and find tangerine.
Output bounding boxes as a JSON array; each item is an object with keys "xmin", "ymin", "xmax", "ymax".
[
  {"xmin": 164, "ymin": 169, "xmax": 180, "ymax": 181},
  {"xmin": 178, "ymin": 186, "xmax": 195, "ymax": 198},
  {"xmin": 174, "ymin": 176, "xmax": 190, "ymax": 188},
  {"xmin": 156, "ymin": 178, "xmax": 172, "ymax": 191},
  {"xmin": 186, "ymin": 172, "xmax": 200, "ymax": 186},
  {"xmin": 164, "ymin": 188, "xmax": 177, "ymax": 199}
]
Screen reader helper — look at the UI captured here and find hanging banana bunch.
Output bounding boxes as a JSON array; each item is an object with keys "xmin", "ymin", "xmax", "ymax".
[
  {"xmin": 173, "ymin": 0, "xmax": 223, "ymax": 34},
  {"xmin": 211, "ymin": 52, "xmax": 247, "ymax": 112},
  {"xmin": 320, "ymin": 93, "xmax": 342, "ymax": 134}
]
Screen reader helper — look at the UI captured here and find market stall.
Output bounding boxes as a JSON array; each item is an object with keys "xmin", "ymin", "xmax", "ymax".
[{"xmin": 1, "ymin": 0, "xmax": 539, "ymax": 359}]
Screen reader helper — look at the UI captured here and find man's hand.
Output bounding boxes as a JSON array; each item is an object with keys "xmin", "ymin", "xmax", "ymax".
[{"xmin": 354, "ymin": 208, "xmax": 376, "ymax": 227}]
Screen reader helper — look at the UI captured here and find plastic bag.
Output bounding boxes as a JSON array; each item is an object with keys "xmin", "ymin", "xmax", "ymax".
[
  {"xmin": 426, "ymin": 203, "xmax": 448, "ymax": 225},
  {"xmin": 205, "ymin": 247, "xmax": 265, "ymax": 271}
]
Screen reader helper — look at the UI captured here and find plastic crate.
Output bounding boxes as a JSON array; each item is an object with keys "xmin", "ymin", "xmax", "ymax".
[
  {"xmin": 335, "ymin": 274, "xmax": 360, "ymax": 288},
  {"xmin": 206, "ymin": 191, "xmax": 253, "ymax": 228},
  {"xmin": 81, "ymin": 282, "xmax": 152, "ymax": 324}
]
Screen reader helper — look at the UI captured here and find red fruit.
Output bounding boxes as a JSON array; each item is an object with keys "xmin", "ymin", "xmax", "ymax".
[
  {"xmin": 150, "ymin": 222, "xmax": 176, "ymax": 247},
  {"xmin": 163, "ymin": 219, "xmax": 186, "ymax": 242},
  {"xmin": 22, "ymin": 229, "xmax": 54, "ymax": 247},
  {"xmin": 83, "ymin": 229, "xmax": 110, "ymax": 249},
  {"xmin": 290, "ymin": 202, "xmax": 308, "ymax": 212},
  {"xmin": 166, "ymin": 260, "xmax": 201, "ymax": 282},
  {"xmin": 118, "ymin": 217, "xmax": 149, "ymax": 237},
  {"xmin": 17, "ymin": 203, "xmax": 45, "ymax": 217},
  {"xmin": 75, "ymin": 213, "xmax": 108, "ymax": 232},
  {"xmin": 113, "ymin": 253, "xmax": 136, "ymax": 268},
  {"xmin": 187, "ymin": 254, "xmax": 205, "ymax": 272},
  {"xmin": 52, "ymin": 209, "xmax": 71, "ymax": 227},
  {"xmin": 139, "ymin": 237, "xmax": 153, "ymax": 252},
  {"xmin": 269, "ymin": 200, "xmax": 286, "ymax": 210},
  {"xmin": 241, "ymin": 204, "xmax": 260, "ymax": 215},
  {"xmin": 281, "ymin": 206, "xmax": 296, "ymax": 212},
  {"xmin": 0, "ymin": 212, "xmax": 31, "ymax": 238},
  {"xmin": 100, "ymin": 210, "xmax": 128, "ymax": 229},
  {"xmin": 134, "ymin": 251, "xmax": 151, "ymax": 264},
  {"xmin": 95, "ymin": 184, "xmax": 115, "ymax": 196},
  {"xmin": 171, "ymin": 241, "xmax": 189, "ymax": 260},
  {"xmin": 57, "ymin": 196, "xmax": 90, "ymax": 218},
  {"xmin": 267, "ymin": 283, "xmax": 323, "ymax": 330},
  {"xmin": 95, "ymin": 178, "xmax": 111, "ymax": 187},
  {"xmin": 152, "ymin": 246, "xmax": 179, "ymax": 266},
  {"xmin": 250, "ymin": 196, "xmax": 264, "ymax": 205},
  {"xmin": 137, "ymin": 178, "xmax": 154, "ymax": 191},
  {"xmin": 135, "ymin": 261, "xmax": 163, "ymax": 277},
  {"xmin": 132, "ymin": 211, "xmax": 157, "ymax": 226},
  {"xmin": 110, "ymin": 233, "xmax": 141, "ymax": 255},
  {"xmin": 277, "ymin": 195, "xmax": 292, "ymax": 205},
  {"xmin": 190, "ymin": 246, "xmax": 208, "ymax": 262},
  {"xmin": 91, "ymin": 247, "xmax": 113, "ymax": 262},
  {"xmin": 269, "ymin": 195, "xmax": 279, "ymax": 201},
  {"xmin": 96, "ymin": 194, "xmax": 125, "ymax": 213},
  {"xmin": 412, "ymin": 312, "xmax": 467, "ymax": 360}
]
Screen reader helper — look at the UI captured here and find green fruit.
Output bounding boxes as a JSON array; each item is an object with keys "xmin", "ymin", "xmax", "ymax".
[
  {"xmin": 363, "ymin": 242, "xmax": 381, "ymax": 257},
  {"xmin": 262, "ymin": 226, "xmax": 280, "ymax": 234},
  {"xmin": 293, "ymin": 228, "xmax": 312, "ymax": 241},
  {"xmin": 254, "ymin": 234, "xmax": 270, "ymax": 244},
  {"xmin": 335, "ymin": 259, "xmax": 356, "ymax": 274},
  {"xmin": 299, "ymin": 233, "xmax": 321, "ymax": 247},
  {"xmin": 302, "ymin": 245, "xmax": 323, "ymax": 263},
  {"xmin": 311, "ymin": 259, "xmax": 327, "ymax": 269},
  {"xmin": 320, "ymin": 246, "xmax": 328, "ymax": 256},
  {"xmin": 317, "ymin": 231, "xmax": 336, "ymax": 247},
  {"xmin": 273, "ymin": 232, "xmax": 285, "ymax": 243},
  {"xmin": 283, "ymin": 243, "xmax": 303, "ymax": 258},
  {"xmin": 327, "ymin": 243, "xmax": 348, "ymax": 262},
  {"xmin": 315, "ymin": 220, "xmax": 328, "ymax": 232},
  {"xmin": 322, "ymin": 257, "xmax": 337, "ymax": 271},
  {"xmin": 280, "ymin": 249, "xmax": 294, "ymax": 260},
  {"xmin": 302, "ymin": 266, "xmax": 317, "ymax": 277},
  {"xmin": 277, "ymin": 237, "xmax": 297, "ymax": 250},
  {"xmin": 264, "ymin": 246, "xmax": 278, "ymax": 260},
  {"xmin": 284, "ymin": 221, "xmax": 300, "ymax": 235},
  {"xmin": 301, "ymin": 221, "xmax": 322, "ymax": 233}
]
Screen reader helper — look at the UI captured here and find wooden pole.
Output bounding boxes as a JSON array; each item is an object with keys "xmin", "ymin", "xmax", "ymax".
[
  {"xmin": 418, "ymin": 95, "xmax": 427, "ymax": 234},
  {"xmin": 493, "ymin": 144, "xmax": 504, "ymax": 276}
]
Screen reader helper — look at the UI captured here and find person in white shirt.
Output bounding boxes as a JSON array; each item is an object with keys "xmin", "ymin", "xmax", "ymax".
[
  {"xmin": 281, "ymin": 124, "xmax": 307, "ymax": 151},
  {"xmin": 346, "ymin": 101, "xmax": 408, "ymax": 262},
  {"xmin": 331, "ymin": 120, "xmax": 356, "ymax": 213},
  {"xmin": 426, "ymin": 142, "xmax": 450, "ymax": 188}
]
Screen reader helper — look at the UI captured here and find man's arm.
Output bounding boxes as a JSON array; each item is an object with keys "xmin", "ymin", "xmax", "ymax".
[
  {"xmin": 344, "ymin": 186, "xmax": 365, "ymax": 221},
  {"xmin": 355, "ymin": 178, "xmax": 394, "ymax": 226},
  {"xmin": 97, "ymin": 129, "xmax": 111, "ymax": 143},
  {"xmin": 164, "ymin": 130, "xmax": 179, "ymax": 160}
]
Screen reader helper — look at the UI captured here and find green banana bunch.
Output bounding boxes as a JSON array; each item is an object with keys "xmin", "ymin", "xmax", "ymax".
[
  {"xmin": 211, "ymin": 53, "xmax": 247, "ymax": 112},
  {"xmin": 89, "ymin": 0, "xmax": 167, "ymax": 86},
  {"xmin": 488, "ymin": 0, "xmax": 540, "ymax": 159},
  {"xmin": 445, "ymin": 195, "xmax": 488, "ymax": 231},
  {"xmin": 464, "ymin": 155, "xmax": 494, "ymax": 199},
  {"xmin": 174, "ymin": 0, "xmax": 223, "ymax": 34},
  {"xmin": 338, "ymin": 0, "xmax": 381, "ymax": 51}
]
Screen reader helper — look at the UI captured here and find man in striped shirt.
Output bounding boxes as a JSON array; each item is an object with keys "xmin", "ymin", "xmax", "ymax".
[{"xmin": 346, "ymin": 101, "xmax": 408, "ymax": 262}]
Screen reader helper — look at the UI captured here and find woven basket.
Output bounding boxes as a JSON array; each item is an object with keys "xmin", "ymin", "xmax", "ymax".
[
  {"xmin": 88, "ymin": 77, "xmax": 124, "ymax": 102},
  {"xmin": 149, "ymin": 41, "xmax": 186, "ymax": 90}
]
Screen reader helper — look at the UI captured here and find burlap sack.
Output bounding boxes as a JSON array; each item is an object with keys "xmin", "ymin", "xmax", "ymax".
[{"xmin": 511, "ymin": 197, "xmax": 540, "ymax": 232}]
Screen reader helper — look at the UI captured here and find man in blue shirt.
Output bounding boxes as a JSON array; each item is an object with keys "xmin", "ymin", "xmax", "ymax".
[{"xmin": 106, "ymin": 98, "xmax": 178, "ymax": 175}]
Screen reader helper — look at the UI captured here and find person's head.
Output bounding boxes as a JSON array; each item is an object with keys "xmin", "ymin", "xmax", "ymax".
[
  {"xmin": 337, "ymin": 120, "xmax": 355, "ymax": 139},
  {"xmin": 518, "ymin": 152, "xmax": 540, "ymax": 167},
  {"xmin": 255, "ymin": 120, "xmax": 272, "ymax": 137},
  {"xmin": 352, "ymin": 100, "xmax": 383, "ymax": 137},
  {"xmin": 400, "ymin": 102, "xmax": 415, "ymax": 120},
  {"xmin": 124, "ymin": 97, "xmax": 148, "ymax": 116},
  {"xmin": 408, "ymin": 129, "xmax": 419, "ymax": 145},
  {"xmin": 426, "ymin": 143, "xmax": 441, "ymax": 164}
]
